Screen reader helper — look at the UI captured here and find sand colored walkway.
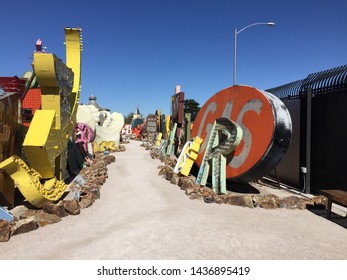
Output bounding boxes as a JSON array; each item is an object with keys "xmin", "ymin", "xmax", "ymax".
[{"xmin": 0, "ymin": 140, "xmax": 346, "ymax": 260}]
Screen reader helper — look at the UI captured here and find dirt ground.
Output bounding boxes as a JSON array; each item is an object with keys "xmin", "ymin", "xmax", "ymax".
[{"xmin": 0, "ymin": 140, "xmax": 346, "ymax": 260}]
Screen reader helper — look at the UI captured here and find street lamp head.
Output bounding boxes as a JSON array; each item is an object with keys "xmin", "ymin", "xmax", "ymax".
[{"xmin": 233, "ymin": 21, "xmax": 275, "ymax": 86}]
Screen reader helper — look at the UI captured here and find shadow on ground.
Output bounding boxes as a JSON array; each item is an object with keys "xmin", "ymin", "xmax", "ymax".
[
  {"xmin": 190, "ymin": 163, "xmax": 260, "ymax": 194},
  {"xmin": 226, "ymin": 181, "xmax": 261, "ymax": 194},
  {"xmin": 307, "ymin": 204, "xmax": 347, "ymax": 229},
  {"xmin": 13, "ymin": 187, "xmax": 70, "ymax": 210}
]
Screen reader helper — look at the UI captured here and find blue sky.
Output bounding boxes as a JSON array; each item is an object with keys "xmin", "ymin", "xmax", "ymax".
[{"xmin": 1, "ymin": 0, "xmax": 346, "ymax": 117}]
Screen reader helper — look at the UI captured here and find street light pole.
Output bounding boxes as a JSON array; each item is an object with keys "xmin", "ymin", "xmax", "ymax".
[
  {"xmin": 233, "ymin": 22, "xmax": 275, "ymax": 86},
  {"xmin": 234, "ymin": 27, "xmax": 237, "ymax": 87}
]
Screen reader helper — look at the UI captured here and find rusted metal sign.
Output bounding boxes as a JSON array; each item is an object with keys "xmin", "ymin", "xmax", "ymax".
[
  {"xmin": 146, "ymin": 115, "xmax": 158, "ymax": 138},
  {"xmin": 192, "ymin": 85, "xmax": 292, "ymax": 182}
]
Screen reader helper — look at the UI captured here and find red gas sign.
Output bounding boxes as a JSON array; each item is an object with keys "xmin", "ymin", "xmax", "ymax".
[{"xmin": 192, "ymin": 85, "xmax": 292, "ymax": 182}]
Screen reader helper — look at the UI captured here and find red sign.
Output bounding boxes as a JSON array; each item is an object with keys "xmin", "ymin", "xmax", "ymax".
[{"xmin": 192, "ymin": 85, "xmax": 291, "ymax": 181}]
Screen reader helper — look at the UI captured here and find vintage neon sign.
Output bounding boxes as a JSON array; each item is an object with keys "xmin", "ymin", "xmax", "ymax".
[{"xmin": 192, "ymin": 85, "xmax": 292, "ymax": 182}]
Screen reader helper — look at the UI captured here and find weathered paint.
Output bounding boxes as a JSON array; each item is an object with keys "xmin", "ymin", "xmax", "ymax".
[
  {"xmin": 174, "ymin": 136, "xmax": 203, "ymax": 176},
  {"xmin": 192, "ymin": 85, "xmax": 292, "ymax": 182}
]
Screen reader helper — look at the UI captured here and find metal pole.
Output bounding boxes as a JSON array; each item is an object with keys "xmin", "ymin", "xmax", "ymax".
[
  {"xmin": 305, "ymin": 87, "xmax": 312, "ymax": 194},
  {"xmin": 233, "ymin": 22, "xmax": 275, "ymax": 86},
  {"xmin": 233, "ymin": 28, "xmax": 237, "ymax": 86}
]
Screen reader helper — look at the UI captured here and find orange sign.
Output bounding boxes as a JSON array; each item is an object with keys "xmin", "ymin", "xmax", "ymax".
[{"xmin": 192, "ymin": 85, "xmax": 291, "ymax": 181}]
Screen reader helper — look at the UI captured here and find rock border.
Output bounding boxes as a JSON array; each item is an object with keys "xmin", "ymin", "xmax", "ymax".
[
  {"xmin": 0, "ymin": 151, "xmax": 119, "ymax": 242},
  {"xmin": 149, "ymin": 145, "xmax": 327, "ymax": 210}
]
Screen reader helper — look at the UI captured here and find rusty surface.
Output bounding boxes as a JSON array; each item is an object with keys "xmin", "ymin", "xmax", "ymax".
[
  {"xmin": 0, "ymin": 77, "xmax": 25, "ymax": 162},
  {"xmin": 0, "ymin": 171, "xmax": 15, "ymax": 208},
  {"xmin": 192, "ymin": 85, "xmax": 292, "ymax": 182},
  {"xmin": 0, "ymin": 92, "xmax": 19, "ymax": 162}
]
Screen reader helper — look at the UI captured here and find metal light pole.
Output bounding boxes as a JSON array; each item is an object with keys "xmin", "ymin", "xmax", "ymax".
[{"xmin": 233, "ymin": 22, "xmax": 275, "ymax": 86}]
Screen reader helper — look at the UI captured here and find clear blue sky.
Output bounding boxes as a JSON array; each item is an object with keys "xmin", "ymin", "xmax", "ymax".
[{"xmin": 1, "ymin": 0, "xmax": 346, "ymax": 117}]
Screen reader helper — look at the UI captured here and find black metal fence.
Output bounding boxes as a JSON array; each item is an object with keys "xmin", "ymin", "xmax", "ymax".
[{"xmin": 266, "ymin": 65, "xmax": 347, "ymax": 194}]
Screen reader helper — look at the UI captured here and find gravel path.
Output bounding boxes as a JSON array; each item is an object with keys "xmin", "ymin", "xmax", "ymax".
[{"xmin": 1, "ymin": 140, "xmax": 346, "ymax": 260}]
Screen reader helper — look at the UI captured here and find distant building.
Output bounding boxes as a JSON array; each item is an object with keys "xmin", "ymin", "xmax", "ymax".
[
  {"xmin": 87, "ymin": 94, "xmax": 110, "ymax": 112},
  {"xmin": 132, "ymin": 105, "xmax": 142, "ymax": 120},
  {"xmin": 131, "ymin": 106, "xmax": 143, "ymax": 129}
]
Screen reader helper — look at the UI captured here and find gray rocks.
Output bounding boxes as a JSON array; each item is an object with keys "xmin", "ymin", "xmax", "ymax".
[
  {"xmin": 253, "ymin": 194, "xmax": 278, "ymax": 209},
  {"xmin": 79, "ymin": 191, "xmax": 97, "ymax": 209},
  {"xmin": 178, "ymin": 176, "xmax": 196, "ymax": 190},
  {"xmin": 185, "ymin": 186, "xmax": 197, "ymax": 196},
  {"xmin": 156, "ymin": 155, "xmax": 328, "ymax": 211},
  {"xmin": 11, "ymin": 217, "xmax": 38, "ymax": 236},
  {"xmin": 311, "ymin": 195, "xmax": 328, "ymax": 207},
  {"xmin": 0, "ymin": 220, "xmax": 10, "ymax": 242},
  {"xmin": 10, "ymin": 210, "xmax": 61, "ymax": 231},
  {"xmin": 224, "ymin": 195, "xmax": 255, "ymax": 208},
  {"xmin": 165, "ymin": 170, "xmax": 175, "ymax": 181},
  {"xmin": 170, "ymin": 173, "xmax": 180, "ymax": 185},
  {"xmin": 34, "ymin": 212, "xmax": 62, "ymax": 227},
  {"xmin": 9, "ymin": 205, "xmax": 28, "ymax": 220},
  {"xmin": 79, "ymin": 198, "xmax": 93, "ymax": 209},
  {"xmin": 276, "ymin": 196, "xmax": 310, "ymax": 210},
  {"xmin": 118, "ymin": 145, "xmax": 126, "ymax": 152},
  {"xmin": 62, "ymin": 200, "xmax": 81, "ymax": 215},
  {"xmin": 42, "ymin": 202, "xmax": 69, "ymax": 218},
  {"xmin": 0, "ymin": 151, "xmax": 115, "ymax": 242},
  {"xmin": 87, "ymin": 188, "xmax": 101, "ymax": 200},
  {"xmin": 104, "ymin": 154, "xmax": 116, "ymax": 165},
  {"xmin": 158, "ymin": 166, "xmax": 172, "ymax": 176}
]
